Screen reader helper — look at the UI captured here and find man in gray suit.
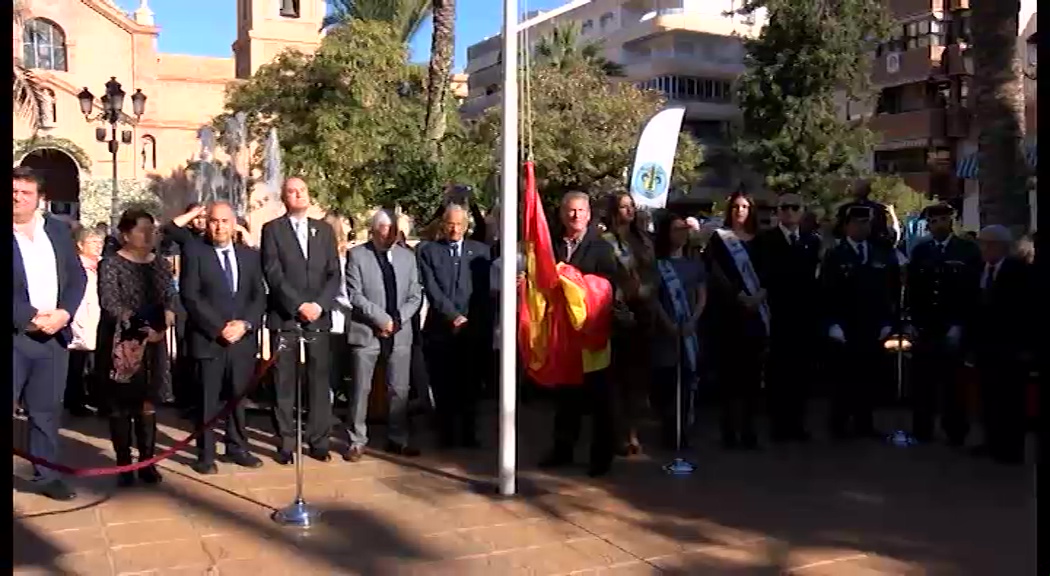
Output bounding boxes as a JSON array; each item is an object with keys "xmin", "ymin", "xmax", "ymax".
[{"xmin": 343, "ymin": 210, "xmax": 423, "ymax": 461}]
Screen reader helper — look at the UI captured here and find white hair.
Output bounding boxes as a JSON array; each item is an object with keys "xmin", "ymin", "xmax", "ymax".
[
  {"xmin": 977, "ymin": 224, "xmax": 1012, "ymax": 244},
  {"xmin": 371, "ymin": 209, "xmax": 393, "ymax": 230}
]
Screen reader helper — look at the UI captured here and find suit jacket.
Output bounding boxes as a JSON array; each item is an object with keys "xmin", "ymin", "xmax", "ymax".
[
  {"xmin": 820, "ymin": 239, "xmax": 900, "ymax": 340},
  {"xmin": 751, "ymin": 226, "xmax": 822, "ymax": 340},
  {"xmin": 12, "ymin": 215, "xmax": 87, "ymax": 347},
  {"xmin": 345, "ymin": 241, "xmax": 423, "ymax": 350},
  {"xmin": 260, "ymin": 216, "xmax": 341, "ymax": 331},
  {"xmin": 417, "ymin": 238, "xmax": 492, "ymax": 340},
  {"xmin": 179, "ymin": 241, "xmax": 266, "ymax": 359},
  {"xmin": 904, "ymin": 235, "xmax": 982, "ymax": 335},
  {"xmin": 551, "ymin": 226, "xmax": 618, "ymax": 281},
  {"xmin": 972, "ymin": 257, "xmax": 1032, "ymax": 359}
]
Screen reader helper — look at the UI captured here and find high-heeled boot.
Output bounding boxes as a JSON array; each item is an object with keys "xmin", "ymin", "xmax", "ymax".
[
  {"xmin": 133, "ymin": 413, "xmax": 163, "ymax": 484},
  {"xmin": 109, "ymin": 416, "xmax": 135, "ymax": 487}
]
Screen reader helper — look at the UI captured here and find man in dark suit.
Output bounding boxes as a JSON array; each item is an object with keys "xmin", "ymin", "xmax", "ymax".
[
  {"xmin": 418, "ymin": 204, "xmax": 492, "ymax": 448},
  {"xmin": 12, "ymin": 166, "xmax": 87, "ymax": 501},
  {"xmin": 260, "ymin": 177, "xmax": 341, "ymax": 463},
  {"xmin": 541, "ymin": 191, "xmax": 619, "ymax": 477},
  {"xmin": 903, "ymin": 203, "xmax": 982, "ymax": 445},
  {"xmin": 971, "ymin": 225, "xmax": 1032, "ymax": 464},
  {"xmin": 179, "ymin": 202, "xmax": 266, "ymax": 474},
  {"xmin": 821, "ymin": 206, "xmax": 900, "ymax": 439},
  {"xmin": 751, "ymin": 193, "xmax": 822, "ymax": 442}
]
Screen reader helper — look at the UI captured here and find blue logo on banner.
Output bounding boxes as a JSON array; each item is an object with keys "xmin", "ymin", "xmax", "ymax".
[{"xmin": 632, "ymin": 162, "xmax": 669, "ymax": 200}]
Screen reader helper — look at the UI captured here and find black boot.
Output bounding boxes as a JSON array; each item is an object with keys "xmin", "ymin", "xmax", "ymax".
[
  {"xmin": 109, "ymin": 416, "xmax": 135, "ymax": 487},
  {"xmin": 134, "ymin": 413, "xmax": 163, "ymax": 484}
]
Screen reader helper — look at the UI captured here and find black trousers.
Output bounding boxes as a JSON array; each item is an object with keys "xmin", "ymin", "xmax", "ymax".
[
  {"xmin": 196, "ymin": 347, "xmax": 254, "ymax": 464},
  {"xmin": 828, "ymin": 338, "xmax": 883, "ymax": 437},
  {"xmin": 978, "ymin": 352, "xmax": 1027, "ymax": 461},
  {"xmin": 718, "ymin": 346, "xmax": 763, "ymax": 443},
  {"xmin": 64, "ymin": 349, "xmax": 97, "ymax": 410},
  {"xmin": 172, "ymin": 309, "xmax": 198, "ymax": 411},
  {"xmin": 425, "ymin": 333, "xmax": 480, "ymax": 443},
  {"xmin": 270, "ymin": 330, "xmax": 333, "ymax": 451},
  {"xmin": 330, "ymin": 336, "xmax": 352, "ymax": 399},
  {"xmin": 550, "ymin": 369, "xmax": 615, "ymax": 465},
  {"xmin": 766, "ymin": 333, "xmax": 813, "ymax": 439},
  {"xmin": 910, "ymin": 331, "xmax": 968, "ymax": 443}
]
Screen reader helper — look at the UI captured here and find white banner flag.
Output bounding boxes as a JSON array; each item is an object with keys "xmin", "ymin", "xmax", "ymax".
[{"xmin": 628, "ymin": 106, "xmax": 686, "ymax": 210}]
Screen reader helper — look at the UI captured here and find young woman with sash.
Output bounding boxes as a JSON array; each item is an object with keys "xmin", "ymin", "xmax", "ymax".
[
  {"xmin": 703, "ymin": 190, "xmax": 770, "ymax": 450},
  {"xmin": 600, "ymin": 192, "xmax": 658, "ymax": 457}
]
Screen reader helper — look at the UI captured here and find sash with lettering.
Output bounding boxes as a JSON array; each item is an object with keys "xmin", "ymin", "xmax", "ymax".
[
  {"xmin": 517, "ymin": 161, "xmax": 614, "ymax": 386},
  {"xmin": 715, "ymin": 228, "xmax": 770, "ymax": 334}
]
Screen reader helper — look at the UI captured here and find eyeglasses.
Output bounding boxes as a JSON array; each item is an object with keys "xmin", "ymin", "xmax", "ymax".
[{"xmin": 778, "ymin": 204, "xmax": 801, "ymax": 212}]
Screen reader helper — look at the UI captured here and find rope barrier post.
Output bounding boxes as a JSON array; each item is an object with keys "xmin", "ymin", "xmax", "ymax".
[
  {"xmin": 272, "ymin": 328, "xmax": 321, "ymax": 527},
  {"xmin": 663, "ymin": 340, "xmax": 695, "ymax": 476}
]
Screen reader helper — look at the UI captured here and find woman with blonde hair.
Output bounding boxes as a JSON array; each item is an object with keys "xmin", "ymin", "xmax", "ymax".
[{"xmin": 64, "ymin": 225, "xmax": 105, "ymax": 417}]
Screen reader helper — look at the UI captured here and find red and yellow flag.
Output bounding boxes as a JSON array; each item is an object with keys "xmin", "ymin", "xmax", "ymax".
[{"xmin": 517, "ymin": 161, "xmax": 613, "ymax": 386}]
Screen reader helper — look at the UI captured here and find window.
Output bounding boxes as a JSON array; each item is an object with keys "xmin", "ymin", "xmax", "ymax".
[
  {"xmin": 874, "ymin": 149, "xmax": 927, "ymax": 174},
  {"xmin": 876, "ymin": 87, "xmax": 903, "ymax": 114},
  {"xmin": 581, "ymin": 19, "xmax": 594, "ymax": 33},
  {"xmin": 599, "ymin": 12, "xmax": 614, "ymax": 30},
  {"xmin": 22, "ymin": 18, "xmax": 67, "ymax": 71},
  {"xmin": 644, "ymin": 76, "xmax": 732, "ymax": 103},
  {"xmin": 141, "ymin": 135, "xmax": 157, "ymax": 170}
]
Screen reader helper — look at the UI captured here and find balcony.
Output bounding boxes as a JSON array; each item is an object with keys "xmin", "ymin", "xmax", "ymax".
[
  {"xmin": 869, "ymin": 108, "xmax": 946, "ymax": 142},
  {"xmin": 872, "ymin": 45, "xmax": 947, "ymax": 86},
  {"xmin": 621, "ymin": 51, "xmax": 744, "ymax": 81},
  {"xmin": 607, "ymin": 9, "xmax": 763, "ymax": 47},
  {"xmin": 886, "ymin": 0, "xmax": 944, "ymax": 19}
]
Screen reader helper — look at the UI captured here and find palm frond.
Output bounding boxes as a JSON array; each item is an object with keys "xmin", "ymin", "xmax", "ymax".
[
  {"xmin": 322, "ymin": 0, "xmax": 432, "ymax": 43},
  {"xmin": 12, "ymin": 0, "xmax": 45, "ymax": 129}
]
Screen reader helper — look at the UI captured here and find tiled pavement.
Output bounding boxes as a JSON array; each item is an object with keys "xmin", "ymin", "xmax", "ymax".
[{"xmin": 13, "ymin": 404, "xmax": 1035, "ymax": 575}]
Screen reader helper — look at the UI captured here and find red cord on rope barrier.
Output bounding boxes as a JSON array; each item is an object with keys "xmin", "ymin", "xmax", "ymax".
[{"xmin": 13, "ymin": 356, "xmax": 278, "ymax": 477}]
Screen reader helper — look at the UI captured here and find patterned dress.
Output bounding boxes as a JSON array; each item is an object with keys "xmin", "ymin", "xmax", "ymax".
[{"xmin": 95, "ymin": 254, "xmax": 177, "ymax": 414}]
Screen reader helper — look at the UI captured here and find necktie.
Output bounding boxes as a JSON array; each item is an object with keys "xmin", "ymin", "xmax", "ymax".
[
  {"xmin": 222, "ymin": 249, "xmax": 235, "ymax": 292},
  {"xmin": 295, "ymin": 220, "xmax": 308, "ymax": 259},
  {"xmin": 857, "ymin": 243, "xmax": 866, "ymax": 264},
  {"xmin": 450, "ymin": 242, "xmax": 462, "ymax": 300},
  {"xmin": 982, "ymin": 264, "xmax": 994, "ymax": 290},
  {"xmin": 789, "ymin": 232, "xmax": 798, "ymax": 246}
]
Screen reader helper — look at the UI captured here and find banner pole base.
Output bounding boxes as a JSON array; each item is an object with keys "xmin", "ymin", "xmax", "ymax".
[
  {"xmin": 271, "ymin": 498, "xmax": 321, "ymax": 528},
  {"xmin": 663, "ymin": 457, "xmax": 696, "ymax": 476}
]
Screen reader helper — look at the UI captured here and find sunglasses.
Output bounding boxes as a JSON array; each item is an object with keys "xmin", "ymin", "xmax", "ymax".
[{"xmin": 778, "ymin": 204, "xmax": 801, "ymax": 212}]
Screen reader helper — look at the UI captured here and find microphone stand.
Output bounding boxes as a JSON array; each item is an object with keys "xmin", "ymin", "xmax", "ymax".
[{"xmin": 272, "ymin": 326, "xmax": 322, "ymax": 527}]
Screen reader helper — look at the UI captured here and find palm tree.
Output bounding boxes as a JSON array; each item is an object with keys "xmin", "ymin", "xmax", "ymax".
[
  {"xmin": 424, "ymin": 0, "xmax": 455, "ymax": 161},
  {"xmin": 13, "ymin": 0, "xmax": 46, "ymax": 131},
  {"xmin": 971, "ymin": 0, "xmax": 1029, "ymax": 232},
  {"xmin": 322, "ymin": 0, "xmax": 432, "ymax": 43},
  {"xmin": 534, "ymin": 22, "xmax": 626, "ymax": 77}
]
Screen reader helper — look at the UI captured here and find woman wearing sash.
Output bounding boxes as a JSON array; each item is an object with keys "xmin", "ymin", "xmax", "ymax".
[
  {"xmin": 703, "ymin": 190, "xmax": 769, "ymax": 450},
  {"xmin": 600, "ymin": 192, "xmax": 658, "ymax": 457},
  {"xmin": 652, "ymin": 213, "xmax": 707, "ymax": 449}
]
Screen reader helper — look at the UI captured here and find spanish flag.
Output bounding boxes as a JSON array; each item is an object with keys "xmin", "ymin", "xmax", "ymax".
[{"xmin": 517, "ymin": 161, "xmax": 614, "ymax": 386}]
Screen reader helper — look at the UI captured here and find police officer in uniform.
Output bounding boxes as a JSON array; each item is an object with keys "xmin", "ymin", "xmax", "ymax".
[
  {"xmin": 833, "ymin": 180, "xmax": 895, "ymax": 249},
  {"xmin": 821, "ymin": 206, "xmax": 901, "ymax": 439},
  {"xmin": 903, "ymin": 204, "xmax": 982, "ymax": 445}
]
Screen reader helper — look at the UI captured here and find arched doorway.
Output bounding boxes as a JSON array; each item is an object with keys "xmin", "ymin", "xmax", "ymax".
[{"xmin": 20, "ymin": 148, "xmax": 81, "ymax": 219}]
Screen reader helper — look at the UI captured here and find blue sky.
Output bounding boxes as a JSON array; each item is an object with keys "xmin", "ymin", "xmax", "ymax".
[{"xmin": 114, "ymin": 0, "xmax": 568, "ymax": 71}]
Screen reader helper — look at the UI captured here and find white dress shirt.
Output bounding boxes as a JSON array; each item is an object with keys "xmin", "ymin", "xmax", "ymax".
[
  {"xmin": 14, "ymin": 215, "xmax": 59, "ymax": 312},
  {"xmin": 214, "ymin": 242, "xmax": 238, "ymax": 293},
  {"xmin": 289, "ymin": 215, "xmax": 309, "ymax": 259},
  {"xmin": 331, "ymin": 251, "xmax": 352, "ymax": 334},
  {"xmin": 845, "ymin": 237, "xmax": 869, "ymax": 264},
  {"xmin": 779, "ymin": 223, "xmax": 800, "ymax": 245},
  {"xmin": 981, "ymin": 259, "xmax": 1003, "ymax": 290}
]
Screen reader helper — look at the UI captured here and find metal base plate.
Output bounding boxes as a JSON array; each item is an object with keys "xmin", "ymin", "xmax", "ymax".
[
  {"xmin": 663, "ymin": 458, "xmax": 696, "ymax": 475},
  {"xmin": 271, "ymin": 499, "xmax": 322, "ymax": 528},
  {"xmin": 886, "ymin": 430, "xmax": 917, "ymax": 447}
]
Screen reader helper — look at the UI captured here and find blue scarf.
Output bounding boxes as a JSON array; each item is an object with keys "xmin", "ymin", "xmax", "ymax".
[{"xmin": 657, "ymin": 259, "xmax": 698, "ymax": 374}]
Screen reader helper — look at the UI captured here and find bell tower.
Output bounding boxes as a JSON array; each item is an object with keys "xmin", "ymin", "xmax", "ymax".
[{"xmin": 233, "ymin": 0, "xmax": 325, "ymax": 79}]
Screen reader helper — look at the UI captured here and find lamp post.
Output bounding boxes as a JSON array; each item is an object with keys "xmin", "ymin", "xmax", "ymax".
[
  {"xmin": 77, "ymin": 77, "xmax": 147, "ymax": 230},
  {"xmin": 1024, "ymin": 33, "xmax": 1037, "ymax": 80}
]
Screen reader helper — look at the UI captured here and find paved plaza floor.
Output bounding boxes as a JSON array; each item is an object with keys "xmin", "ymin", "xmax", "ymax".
[{"xmin": 13, "ymin": 403, "xmax": 1036, "ymax": 575}]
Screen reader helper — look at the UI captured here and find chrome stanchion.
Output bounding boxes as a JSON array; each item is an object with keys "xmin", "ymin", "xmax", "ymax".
[
  {"xmin": 272, "ymin": 329, "xmax": 321, "ymax": 527},
  {"xmin": 886, "ymin": 333, "xmax": 916, "ymax": 447},
  {"xmin": 663, "ymin": 344, "xmax": 695, "ymax": 475}
]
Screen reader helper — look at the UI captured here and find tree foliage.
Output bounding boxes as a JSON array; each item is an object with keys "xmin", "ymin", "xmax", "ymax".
[
  {"xmin": 13, "ymin": 0, "xmax": 47, "ymax": 131},
  {"xmin": 322, "ymin": 0, "xmax": 432, "ymax": 43},
  {"xmin": 733, "ymin": 0, "xmax": 890, "ymax": 198},
  {"xmin": 474, "ymin": 66, "xmax": 702, "ymax": 206},
  {"xmin": 534, "ymin": 22, "xmax": 626, "ymax": 77},
  {"xmin": 216, "ymin": 20, "xmax": 485, "ymax": 221},
  {"xmin": 869, "ymin": 175, "xmax": 933, "ymax": 218}
]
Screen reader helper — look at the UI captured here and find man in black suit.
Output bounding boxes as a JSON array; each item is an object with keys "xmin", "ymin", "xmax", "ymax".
[
  {"xmin": 418, "ymin": 204, "xmax": 492, "ymax": 448},
  {"xmin": 12, "ymin": 166, "xmax": 87, "ymax": 501},
  {"xmin": 821, "ymin": 206, "xmax": 900, "ymax": 439},
  {"xmin": 260, "ymin": 177, "xmax": 341, "ymax": 463},
  {"xmin": 179, "ymin": 202, "xmax": 266, "ymax": 474},
  {"xmin": 540, "ymin": 191, "xmax": 619, "ymax": 477},
  {"xmin": 751, "ymin": 193, "xmax": 822, "ymax": 442},
  {"xmin": 971, "ymin": 225, "xmax": 1032, "ymax": 464},
  {"xmin": 903, "ymin": 203, "xmax": 982, "ymax": 445}
]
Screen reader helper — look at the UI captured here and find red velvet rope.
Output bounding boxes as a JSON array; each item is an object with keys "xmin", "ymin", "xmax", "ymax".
[{"xmin": 13, "ymin": 356, "xmax": 277, "ymax": 477}]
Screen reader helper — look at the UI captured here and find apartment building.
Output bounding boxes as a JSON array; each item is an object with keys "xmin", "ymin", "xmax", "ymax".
[{"xmin": 462, "ymin": 0, "xmax": 766, "ymax": 200}]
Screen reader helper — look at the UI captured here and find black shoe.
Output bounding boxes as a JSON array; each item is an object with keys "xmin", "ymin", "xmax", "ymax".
[
  {"xmin": 306, "ymin": 446, "xmax": 332, "ymax": 462},
  {"xmin": 67, "ymin": 405, "xmax": 92, "ymax": 418},
  {"xmin": 39, "ymin": 479, "xmax": 77, "ymax": 501},
  {"xmin": 343, "ymin": 445, "xmax": 365, "ymax": 462},
  {"xmin": 117, "ymin": 472, "xmax": 135, "ymax": 488},
  {"xmin": 587, "ymin": 459, "xmax": 612, "ymax": 477},
  {"xmin": 383, "ymin": 442, "xmax": 421, "ymax": 457},
  {"xmin": 192, "ymin": 461, "xmax": 219, "ymax": 475},
  {"xmin": 538, "ymin": 451, "xmax": 574, "ymax": 469},
  {"xmin": 275, "ymin": 450, "xmax": 294, "ymax": 465},
  {"xmin": 138, "ymin": 465, "xmax": 163, "ymax": 484},
  {"xmin": 225, "ymin": 451, "xmax": 263, "ymax": 469}
]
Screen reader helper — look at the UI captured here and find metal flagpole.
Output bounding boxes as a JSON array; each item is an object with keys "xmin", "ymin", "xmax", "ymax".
[
  {"xmin": 272, "ymin": 330, "xmax": 321, "ymax": 526},
  {"xmin": 664, "ymin": 339, "xmax": 695, "ymax": 475},
  {"xmin": 498, "ymin": 0, "xmax": 520, "ymax": 497}
]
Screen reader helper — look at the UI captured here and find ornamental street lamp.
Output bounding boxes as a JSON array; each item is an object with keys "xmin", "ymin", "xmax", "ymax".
[
  {"xmin": 1025, "ymin": 32, "xmax": 1037, "ymax": 80},
  {"xmin": 77, "ymin": 77, "xmax": 147, "ymax": 229}
]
